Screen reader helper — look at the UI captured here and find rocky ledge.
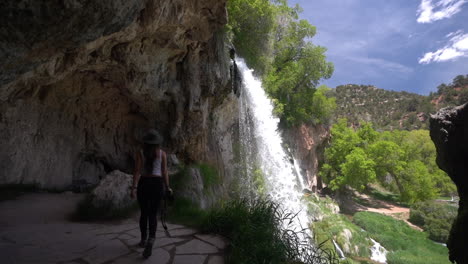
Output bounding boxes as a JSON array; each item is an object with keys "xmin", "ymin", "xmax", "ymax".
[
  {"xmin": 0, "ymin": 0, "xmax": 240, "ymax": 202},
  {"xmin": 430, "ymin": 103, "xmax": 468, "ymax": 264}
]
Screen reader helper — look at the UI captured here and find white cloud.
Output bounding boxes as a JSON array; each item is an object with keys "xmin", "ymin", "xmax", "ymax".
[
  {"xmin": 417, "ymin": 0, "xmax": 467, "ymax": 23},
  {"xmin": 419, "ymin": 31, "xmax": 468, "ymax": 63}
]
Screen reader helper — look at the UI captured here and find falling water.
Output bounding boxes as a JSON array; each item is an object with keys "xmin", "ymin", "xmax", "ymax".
[
  {"xmin": 370, "ymin": 238, "xmax": 388, "ymax": 263},
  {"xmin": 237, "ymin": 58, "xmax": 310, "ymax": 234},
  {"xmin": 293, "ymin": 158, "xmax": 306, "ymax": 191},
  {"xmin": 332, "ymin": 240, "xmax": 346, "ymax": 260}
]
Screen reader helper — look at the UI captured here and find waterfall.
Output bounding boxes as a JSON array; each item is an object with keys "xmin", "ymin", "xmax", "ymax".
[
  {"xmin": 332, "ymin": 240, "xmax": 346, "ymax": 260},
  {"xmin": 293, "ymin": 158, "xmax": 306, "ymax": 191},
  {"xmin": 370, "ymin": 238, "xmax": 388, "ymax": 263},
  {"xmin": 237, "ymin": 58, "xmax": 310, "ymax": 235}
]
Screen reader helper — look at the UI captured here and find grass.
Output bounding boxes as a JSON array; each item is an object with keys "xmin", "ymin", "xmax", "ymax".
[
  {"xmin": 70, "ymin": 195, "xmax": 139, "ymax": 222},
  {"xmin": 353, "ymin": 211, "xmax": 451, "ymax": 264},
  {"xmin": 166, "ymin": 194, "xmax": 341, "ymax": 264},
  {"xmin": 196, "ymin": 163, "xmax": 221, "ymax": 189},
  {"xmin": 168, "ymin": 195, "xmax": 339, "ymax": 264},
  {"xmin": 202, "ymin": 198, "xmax": 341, "ymax": 264},
  {"xmin": 313, "ymin": 213, "xmax": 372, "ymax": 259},
  {"xmin": 166, "ymin": 197, "xmax": 208, "ymax": 228},
  {"xmin": 365, "ymin": 187, "xmax": 401, "ymax": 205},
  {"xmin": 304, "ymin": 195, "xmax": 372, "ymax": 262}
]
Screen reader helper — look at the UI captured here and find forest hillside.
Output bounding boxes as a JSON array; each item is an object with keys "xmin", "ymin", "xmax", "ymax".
[{"xmin": 331, "ymin": 75, "xmax": 468, "ymax": 130}]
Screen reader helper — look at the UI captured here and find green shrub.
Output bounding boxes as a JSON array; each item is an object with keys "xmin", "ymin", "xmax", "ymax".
[
  {"xmin": 409, "ymin": 201, "xmax": 457, "ymax": 243},
  {"xmin": 425, "ymin": 218, "xmax": 451, "ymax": 243}
]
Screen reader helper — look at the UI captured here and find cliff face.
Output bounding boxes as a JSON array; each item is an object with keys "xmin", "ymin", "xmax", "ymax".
[
  {"xmin": 0, "ymin": 0, "xmax": 238, "ymax": 192},
  {"xmin": 283, "ymin": 124, "xmax": 330, "ymax": 192},
  {"xmin": 430, "ymin": 103, "xmax": 468, "ymax": 264}
]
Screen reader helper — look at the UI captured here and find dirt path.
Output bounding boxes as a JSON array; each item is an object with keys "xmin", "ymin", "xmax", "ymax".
[
  {"xmin": 0, "ymin": 193, "xmax": 227, "ymax": 264},
  {"xmin": 339, "ymin": 191, "xmax": 422, "ymax": 231},
  {"xmin": 357, "ymin": 193, "xmax": 423, "ymax": 231}
]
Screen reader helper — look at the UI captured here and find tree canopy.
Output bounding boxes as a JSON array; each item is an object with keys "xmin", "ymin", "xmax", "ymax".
[
  {"xmin": 320, "ymin": 119, "xmax": 456, "ymax": 203},
  {"xmin": 227, "ymin": 0, "xmax": 335, "ymax": 127}
]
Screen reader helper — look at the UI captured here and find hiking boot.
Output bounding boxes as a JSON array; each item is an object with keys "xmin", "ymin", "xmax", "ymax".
[
  {"xmin": 138, "ymin": 239, "xmax": 146, "ymax": 248},
  {"xmin": 142, "ymin": 237, "xmax": 155, "ymax": 258}
]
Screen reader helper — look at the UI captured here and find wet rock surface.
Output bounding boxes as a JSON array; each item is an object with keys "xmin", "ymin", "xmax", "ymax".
[
  {"xmin": 430, "ymin": 103, "xmax": 468, "ymax": 264},
  {"xmin": 0, "ymin": 193, "xmax": 228, "ymax": 264},
  {"xmin": 283, "ymin": 124, "xmax": 330, "ymax": 192},
  {"xmin": 0, "ymin": 0, "xmax": 240, "ymax": 208}
]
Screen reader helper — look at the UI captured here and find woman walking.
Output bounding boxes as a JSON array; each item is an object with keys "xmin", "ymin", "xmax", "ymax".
[{"xmin": 130, "ymin": 129, "xmax": 172, "ymax": 258}]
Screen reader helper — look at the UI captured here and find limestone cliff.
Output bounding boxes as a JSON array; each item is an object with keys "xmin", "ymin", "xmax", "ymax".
[
  {"xmin": 283, "ymin": 124, "xmax": 330, "ymax": 192},
  {"xmin": 430, "ymin": 103, "xmax": 468, "ymax": 264},
  {"xmin": 0, "ymin": 0, "xmax": 239, "ymax": 197}
]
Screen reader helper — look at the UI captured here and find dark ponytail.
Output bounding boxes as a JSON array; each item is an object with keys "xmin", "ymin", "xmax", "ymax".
[{"xmin": 142, "ymin": 143, "xmax": 157, "ymax": 173}]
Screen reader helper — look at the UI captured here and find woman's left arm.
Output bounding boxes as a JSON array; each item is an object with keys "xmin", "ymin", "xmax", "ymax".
[{"xmin": 163, "ymin": 152, "xmax": 171, "ymax": 192}]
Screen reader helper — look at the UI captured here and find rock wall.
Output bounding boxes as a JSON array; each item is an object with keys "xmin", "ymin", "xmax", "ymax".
[
  {"xmin": 0, "ymin": 0, "xmax": 239, "ymax": 195},
  {"xmin": 283, "ymin": 124, "xmax": 330, "ymax": 192},
  {"xmin": 430, "ymin": 103, "xmax": 468, "ymax": 264}
]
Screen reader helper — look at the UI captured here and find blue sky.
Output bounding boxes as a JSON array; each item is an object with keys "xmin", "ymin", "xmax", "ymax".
[{"xmin": 288, "ymin": 0, "xmax": 468, "ymax": 95}]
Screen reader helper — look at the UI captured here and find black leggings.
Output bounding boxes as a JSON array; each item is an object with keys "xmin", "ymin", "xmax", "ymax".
[{"xmin": 137, "ymin": 177, "xmax": 163, "ymax": 240}]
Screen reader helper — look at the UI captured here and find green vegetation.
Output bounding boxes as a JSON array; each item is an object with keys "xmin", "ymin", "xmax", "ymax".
[
  {"xmin": 252, "ymin": 167, "xmax": 267, "ymax": 196},
  {"xmin": 331, "ymin": 75, "xmax": 468, "ymax": 131},
  {"xmin": 197, "ymin": 163, "xmax": 221, "ymax": 189},
  {"xmin": 313, "ymin": 214, "xmax": 371, "ymax": 259},
  {"xmin": 167, "ymin": 197, "xmax": 208, "ymax": 228},
  {"xmin": 227, "ymin": 0, "xmax": 335, "ymax": 127},
  {"xmin": 321, "ymin": 119, "xmax": 456, "ymax": 204},
  {"xmin": 203, "ymin": 198, "xmax": 340, "ymax": 264},
  {"xmin": 331, "ymin": 84, "xmax": 433, "ymax": 130},
  {"xmin": 71, "ymin": 195, "xmax": 138, "ymax": 222},
  {"xmin": 409, "ymin": 201, "xmax": 458, "ymax": 243},
  {"xmin": 366, "ymin": 186, "xmax": 401, "ymax": 204},
  {"xmin": 430, "ymin": 74, "xmax": 468, "ymax": 107},
  {"xmin": 304, "ymin": 195, "xmax": 372, "ymax": 262},
  {"xmin": 165, "ymin": 194, "xmax": 341, "ymax": 263},
  {"xmin": 353, "ymin": 212, "xmax": 450, "ymax": 264}
]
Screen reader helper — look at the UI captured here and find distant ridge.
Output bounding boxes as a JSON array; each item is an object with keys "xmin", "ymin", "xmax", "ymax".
[{"xmin": 330, "ymin": 75, "xmax": 468, "ymax": 131}]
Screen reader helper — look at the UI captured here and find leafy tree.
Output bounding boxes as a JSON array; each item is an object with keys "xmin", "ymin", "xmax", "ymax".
[
  {"xmin": 356, "ymin": 122, "xmax": 378, "ymax": 147},
  {"xmin": 309, "ymin": 85, "xmax": 336, "ymax": 125},
  {"xmin": 339, "ymin": 148, "xmax": 376, "ymax": 191},
  {"xmin": 265, "ymin": 21, "xmax": 334, "ymax": 126},
  {"xmin": 227, "ymin": 0, "xmax": 334, "ymax": 127},
  {"xmin": 321, "ymin": 119, "xmax": 360, "ymax": 186},
  {"xmin": 322, "ymin": 120, "xmax": 454, "ymax": 203},
  {"xmin": 368, "ymin": 140, "xmax": 405, "ymax": 190},
  {"xmin": 227, "ymin": 0, "xmax": 277, "ymax": 74},
  {"xmin": 397, "ymin": 160, "xmax": 437, "ymax": 203},
  {"xmin": 453, "ymin": 74, "xmax": 468, "ymax": 87}
]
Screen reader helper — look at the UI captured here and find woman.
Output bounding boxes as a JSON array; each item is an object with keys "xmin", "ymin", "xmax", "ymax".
[{"xmin": 130, "ymin": 129, "xmax": 172, "ymax": 258}]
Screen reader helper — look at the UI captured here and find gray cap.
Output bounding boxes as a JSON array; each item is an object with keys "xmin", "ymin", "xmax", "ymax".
[{"xmin": 142, "ymin": 129, "xmax": 163, "ymax": 145}]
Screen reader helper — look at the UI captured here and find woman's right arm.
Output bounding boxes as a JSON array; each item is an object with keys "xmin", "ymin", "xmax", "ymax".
[{"xmin": 131, "ymin": 150, "xmax": 142, "ymax": 198}]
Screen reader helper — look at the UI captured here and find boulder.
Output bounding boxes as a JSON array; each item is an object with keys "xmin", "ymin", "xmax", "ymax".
[
  {"xmin": 91, "ymin": 170, "xmax": 133, "ymax": 210},
  {"xmin": 430, "ymin": 103, "xmax": 468, "ymax": 264}
]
